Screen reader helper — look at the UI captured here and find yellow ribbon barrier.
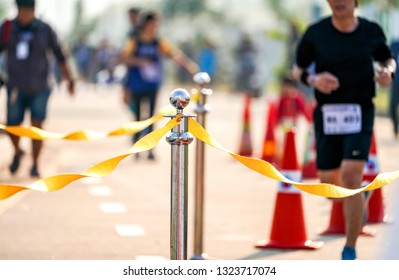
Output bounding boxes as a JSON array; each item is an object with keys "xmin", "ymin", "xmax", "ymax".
[
  {"xmin": 0, "ymin": 107, "xmax": 174, "ymax": 141},
  {"xmin": 188, "ymin": 118, "xmax": 399, "ymax": 198},
  {"xmin": 1, "ymin": 116, "xmax": 399, "ymax": 201},
  {"xmin": 0, "ymin": 118, "xmax": 180, "ymax": 200}
]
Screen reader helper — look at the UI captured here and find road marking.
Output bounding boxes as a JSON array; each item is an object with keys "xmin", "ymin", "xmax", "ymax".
[
  {"xmin": 99, "ymin": 202, "xmax": 127, "ymax": 213},
  {"xmin": 88, "ymin": 185, "xmax": 113, "ymax": 197},
  {"xmin": 115, "ymin": 225, "xmax": 146, "ymax": 236},
  {"xmin": 135, "ymin": 255, "xmax": 167, "ymax": 260}
]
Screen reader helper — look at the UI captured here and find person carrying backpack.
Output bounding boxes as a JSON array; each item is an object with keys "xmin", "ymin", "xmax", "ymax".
[{"xmin": 0, "ymin": 0, "xmax": 75, "ymax": 177}]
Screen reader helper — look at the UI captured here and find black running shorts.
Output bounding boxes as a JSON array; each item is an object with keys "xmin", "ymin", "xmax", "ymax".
[{"xmin": 313, "ymin": 103, "xmax": 374, "ymax": 170}]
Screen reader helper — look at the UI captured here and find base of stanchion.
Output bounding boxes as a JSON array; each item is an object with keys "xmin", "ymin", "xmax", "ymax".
[
  {"xmin": 254, "ymin": 239, "xmax": 324, "ymax": 250},
  {"xmin": 190, "ymin": 253, "xmax": 209, "ymax": 260}
]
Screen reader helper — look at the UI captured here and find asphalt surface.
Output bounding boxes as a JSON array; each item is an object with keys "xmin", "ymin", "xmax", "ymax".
[{"xmin": 0, "ymin": 83, "xmax": 399, "ymax": 260}]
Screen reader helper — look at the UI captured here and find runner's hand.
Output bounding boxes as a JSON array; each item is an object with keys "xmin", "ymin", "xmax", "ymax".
[
  {"xmin": 374, "ymin": 67, "xmax": 392, "ymax": 88},
  {"xmin": 313, "ymin": 72, "xmax": 340, "ymax": 94}
]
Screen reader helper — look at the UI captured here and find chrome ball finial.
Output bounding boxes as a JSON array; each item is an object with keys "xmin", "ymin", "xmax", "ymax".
[
  {"xmin": 193, "ymin": 72, "xmax": 211, "ymax": 86},
  {"xmin": 169, "ymin": 88, "xmax": 191, "ymax": 110}
]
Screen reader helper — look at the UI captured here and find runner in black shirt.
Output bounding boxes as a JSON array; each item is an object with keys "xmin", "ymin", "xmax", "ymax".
[{"xmin": 293, "ymin": 0, "xmax": 395, "ymax": 260}]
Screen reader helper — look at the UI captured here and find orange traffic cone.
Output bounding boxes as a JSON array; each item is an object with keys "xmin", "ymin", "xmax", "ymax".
[
  {"xmin": 255, "ymin": 128, "xmax": 323, "ymax": 249},
  {"xmin": 260, "ymin": 101, "xmax": 279, "ymax": 166},
  {"xmin": 363, "ymin": 132, "xmax": 388, "ymax": 223},
  {"xmin": 238, "ymin": 93, "xmax": 253, "ymax": 157},
  {"xmin": 318, "ymin": 200, "xmax": 375, "ymax": 236}
]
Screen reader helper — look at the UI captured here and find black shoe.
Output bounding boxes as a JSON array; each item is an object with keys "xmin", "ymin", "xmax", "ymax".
[
  {"xmin": 9, "ymin": 151, "xmax": 24, "ymax": 174},
  {"xmin": 134, "ymin": 153, "xmax": 140, "ymax": 160},
  {"xmin": 148, "ymin": 151, "xmax": 155, "ymax": 161},
  {"xmin": 30, "ymin": 164, "xmax": 40, "ymax": 178}
]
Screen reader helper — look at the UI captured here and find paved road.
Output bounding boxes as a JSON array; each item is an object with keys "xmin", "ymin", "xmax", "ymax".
[{"xmin": 0, "ymin": 83, "xmax": 398, "ymax": 260}]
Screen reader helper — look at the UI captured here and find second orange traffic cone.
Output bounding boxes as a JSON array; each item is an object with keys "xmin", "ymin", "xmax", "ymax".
[
  {"xmin": 238, "ymin": 93, "xmax": 253, "ymax": 157},
  {"xmin": 261, "ymin": 101, "xmax": 278, "ymax": 166},
  {"xmin": 255, "ymin": 128, "xmax": 323, "ymax": 249},
  {"xmin": 318, "ymin": 201, "xmax": 375, "ymax": 236}
]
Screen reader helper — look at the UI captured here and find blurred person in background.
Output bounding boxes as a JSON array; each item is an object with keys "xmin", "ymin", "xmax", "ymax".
[
  {"xmin": 276, "ymin": 72, "xmax": 311, "ymax": 130},
  {"xmin": 73, "ymin": 36, "xmax": 92, "ymax": 81},
  {"xmin": 197, "ymin": 38, "xmax": 218, "ymax": 83},
  {"xmin": 235, "ymin": 34, "xmax": 260, "ymax": 97},
  {"xmin": 293, "ymin": 0, "xmax": 395, "ymax": 260},
  {"xmin": 122, "ymin": 7, "xmax": 140, "ymax": 114},
  {"xmin": 95, "ymin": 42, "xmax": 118, "ymax": 85},
  {"xmin": 94, "ymin": 38, "xmax": 115, "ymax": 81},
  {"xmin": 389, "ymin": 38, "xmax": 399, "ymax": 139},
  {"xmin": 0, "ymin": 0, "xmax": 75, "ymax": 178},
  {"xmin": 127, "ymin": 7, "xmax": 141, "ymax": 38},
  {"xmin": 121, "ymin": 11, "xmax": 198, "ymax": 160}
]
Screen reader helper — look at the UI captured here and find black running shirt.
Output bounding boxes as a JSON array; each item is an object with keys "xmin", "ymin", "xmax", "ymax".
[{"xmin": 296, "ymin": 17, "xmax": 393, "ymax": 106}]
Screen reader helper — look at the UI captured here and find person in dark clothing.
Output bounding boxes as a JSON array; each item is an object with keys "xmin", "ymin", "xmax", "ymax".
[
  {"xmin": 0, "ymin": 0, "xmax": 75, "ymax": 177},
  {"xmin": 122, "ymin": 7, "xmax": 141, "ymax": 115},
  {"xmin": 293, "ymin": 0, "xmax": 395, "ymax": 260},
  {"xmin": 235, "ymin": 34, "xmax": 259, "ymax": 97},
  {"xmin": 128, "ymin": 7, "xmax": 140, "ymax": 38},
  {"xmin": 389, "ymin": 39, "xmax": 399, "ymax": 139}
]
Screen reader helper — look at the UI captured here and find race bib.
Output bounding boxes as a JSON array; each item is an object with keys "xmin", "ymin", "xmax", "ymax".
[
  {"xmin": 322, "ymin": 104, "xmax": 362, "ymax": 135},
  {"xmin": 16, "ymin": 41, "xmax": 29, "ymax": 60},
  {"xmin": 140, "ymin": 63, "xmax": 161, "ymax": 82}
]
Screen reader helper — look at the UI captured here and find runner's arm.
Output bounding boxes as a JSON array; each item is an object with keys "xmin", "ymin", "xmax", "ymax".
[{"xmin": 160, "ymin": 39, "xmax": 199, "ymax": 75}]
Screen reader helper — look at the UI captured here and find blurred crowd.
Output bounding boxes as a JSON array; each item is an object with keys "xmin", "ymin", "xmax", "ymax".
[{"xmin": 65, "ymin": 8, "xmax": 266, "ymax": 99}]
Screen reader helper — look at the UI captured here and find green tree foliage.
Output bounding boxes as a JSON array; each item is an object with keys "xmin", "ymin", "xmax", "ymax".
[
  {"xmin": 161, "ymin": 0, "xmax": 206, "ymax": 19},
  {"xmin": 0, "ymin": 3, "xmax": 7, "ymax": 19},
  {"xmin": 359, "ymin": 0, "xmax": 399, "ymax": 9},
  {"xmin": 69, "ymin": 0, "xmax": 98, "ymax": 45}
]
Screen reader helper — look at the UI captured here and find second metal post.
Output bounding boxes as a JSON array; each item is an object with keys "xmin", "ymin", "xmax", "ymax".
[{"xmin": 191, "ymin": 72, "xmax": 212, "ymax": 260}]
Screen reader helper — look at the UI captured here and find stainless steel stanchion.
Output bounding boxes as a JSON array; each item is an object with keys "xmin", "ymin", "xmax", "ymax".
[
  {"xmin": 191, "ymin": 72, "xmax": 212, "ymax": 260},
  {"xmin": 165, "ymin": 88, "xmax": 195, "ymax": 260}
]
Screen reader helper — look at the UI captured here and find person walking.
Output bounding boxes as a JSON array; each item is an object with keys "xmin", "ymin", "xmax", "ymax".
[
  {"xmin": 0, "ymin": 0, "xmax": 75, "ymax": 177},
  {"xmin": 121, "ymin": 8, "xmax": 140, "ymax": 116},
  {"xmin": 127, "ymin": 7, "xmax": 140, "ymax": 38},
  {"xmin": 121, "ymin": 11, "xmax": 198, "ymax": 160},
  {"xmin": 197, "ymin": 38, "xmax": 218, "ymax": 82},
  {"xmin": 235, "ymin": 34, "xmax": 259, "ymax": 97},
  {"xmin": 389, "ymin": 39, "xmax": 399, "ymax": 139},
  {"xmin": 293, "ymin": 0, "xmax": 395, "ymax": 260}
]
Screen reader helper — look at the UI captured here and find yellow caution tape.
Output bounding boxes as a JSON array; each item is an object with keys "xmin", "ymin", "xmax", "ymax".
[
  {"xmin": 1, "ymin": 116, "xmax": 399, "ymax": 201},
  {"xmin": 188, "ymin": 118, "xmax": 399, "ymax": 198},
  {"xmin": 0, "ymin": 106, "xmax": 174, "ymax": 141},
  {"xmin": 0, "ymin": 118, "xmax": 180, "ymax": 200}
]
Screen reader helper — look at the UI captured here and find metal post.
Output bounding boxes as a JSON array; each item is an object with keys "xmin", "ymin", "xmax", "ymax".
[
  {"xmin": 165, "ymin": 88, "xmax": 195, "ymax": 260},
  {"xmin": 191, "ymin": 73, "xmax": 212, "ymax": 260}
]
